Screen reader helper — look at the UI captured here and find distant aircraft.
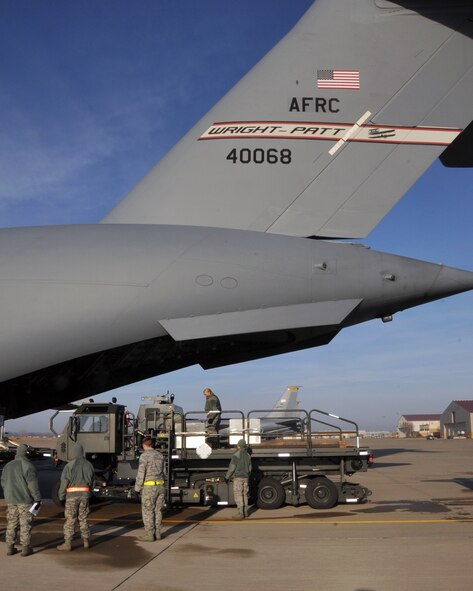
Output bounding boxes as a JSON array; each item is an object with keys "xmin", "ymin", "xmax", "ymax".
[
  {"xmin": 265, "ymin": 386, "xmax": 301, "ymax": 419},
  {"xmin": 1, "ymin": 1, "xmax": 472, "ymax": 421},
  {"xmin": 218, "ymin": 386, "xmax": 305, "ymax": 437},
  {"xmin": 257, "ymin": 386, "xmax": 305, "ymax": 435}
]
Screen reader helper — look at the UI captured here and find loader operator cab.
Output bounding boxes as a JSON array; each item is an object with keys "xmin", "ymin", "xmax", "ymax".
[
  {"xmin": 135, "ymin": 395, "xmax": 184, "ymax": 452},
  {"xmin": 54, "ymin": 402, "xmax": 126, "ymax": 476},
  {"xmin": 55, "ymin": 395, "xmax": 183, "ymax": 475}
]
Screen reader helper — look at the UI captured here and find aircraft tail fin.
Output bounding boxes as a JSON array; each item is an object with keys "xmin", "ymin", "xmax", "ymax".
[
  {"xmin": 103, "ymin": 0, "xmax": 473, "ymax": 239},
  {"xmin": 264, "ymin": 386, "xmax": 301, "ymax": 419}
]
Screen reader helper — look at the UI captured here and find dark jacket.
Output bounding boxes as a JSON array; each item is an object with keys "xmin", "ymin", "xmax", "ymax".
[
  {"xmin": 226, "ymin": 443, "xmax": 252, "ymax": 480},
  {"xmin": 58, "ymin": 443, "xmax": 95, "ymax": 501},
  {"xmin": 205, "ymin": 393, "xmax": 222, "ymax": 415},
  {"xmin": 135, "ymin": 448, "xmax": 165, "ymax": 493},
  {"xmin": 0, "ymin": 444, "xmax": 41, "ymax": 505},
  {"xmin": 205, "ymin": 393, "xmax": 222, "ymax": 429}
]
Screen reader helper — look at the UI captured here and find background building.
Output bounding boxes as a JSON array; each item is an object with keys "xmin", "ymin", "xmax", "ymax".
[
  {"xmin": 397, "ymin": 414, "xmax": 440, "ymax": 438},
  {"xmin": 440, "ymin": 401, "xmax": 473, "ymax": 439}
]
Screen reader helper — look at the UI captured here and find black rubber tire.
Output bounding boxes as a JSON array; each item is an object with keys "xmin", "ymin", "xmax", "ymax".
[
  {"xmin": 305, "ymin": 477, "xmax": 338, "ymax": 509},
  {"xmin": 51, "ymin": 479, "xmax": 65, "ymax": 507},
  {"xmin": 256, "ymin": 477, "xmax": 285, "ymax": 510}
]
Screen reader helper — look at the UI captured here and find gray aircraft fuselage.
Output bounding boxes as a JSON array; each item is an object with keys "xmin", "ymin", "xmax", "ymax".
[{"xmin": 1, "ymin": 223, "xmax": 472, "ymax": 419}]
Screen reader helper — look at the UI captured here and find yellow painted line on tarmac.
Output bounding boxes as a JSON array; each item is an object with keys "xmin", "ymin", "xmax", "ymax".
[
  {"xmin": 7, "ymin": 515, "xmax": 473, "ymax": 525},
  {"xmin": 83, "ymin": 517, "xmax": 473, "ymax": 525},
  {"xmin": 162, "ymin": 518, "xmax": 473, "ymax": 525}
]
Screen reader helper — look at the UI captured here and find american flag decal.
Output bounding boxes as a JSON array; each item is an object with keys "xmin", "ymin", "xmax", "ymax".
[{"xmin": 317, "ymin": 69, "xmax": 360, "ymax": 90}]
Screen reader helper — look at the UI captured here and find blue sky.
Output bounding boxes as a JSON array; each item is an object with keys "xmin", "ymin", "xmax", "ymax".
[{"xmin": 2, "ymin": 1, "xmax": 472, "ymax": 433}]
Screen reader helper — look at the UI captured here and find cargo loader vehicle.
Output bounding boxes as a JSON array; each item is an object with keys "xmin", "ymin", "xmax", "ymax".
[{"xmin": 51, "ymin": 395, "xmax": 372, "ymax": 510}]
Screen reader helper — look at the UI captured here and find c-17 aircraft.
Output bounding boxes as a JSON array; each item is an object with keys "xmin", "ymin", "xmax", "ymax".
[{"xmin": 0, "ymin": 0, "xmax": 472, "ymax": 422}]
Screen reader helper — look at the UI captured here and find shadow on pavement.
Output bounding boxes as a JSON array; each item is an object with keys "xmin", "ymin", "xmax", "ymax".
[
  {"xmin": 356, "ymin": 499, "xmax": 450, "ymax": 514},
  {"xmin": 423, "ymin": 477, "xmax": 473, "ymax": 492},
  {"xmin": 370, "ymin": 447, "xmax": 437, "ymax": 459}
]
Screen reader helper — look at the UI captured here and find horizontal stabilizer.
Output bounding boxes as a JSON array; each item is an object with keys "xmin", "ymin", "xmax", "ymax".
[
  {"xmin": 160, "ymin": 299, "xmax": 362, "ymax": 342},
  {"xmin": 440, "ymin": 120, "xmax": 473, "ymax": 167}
]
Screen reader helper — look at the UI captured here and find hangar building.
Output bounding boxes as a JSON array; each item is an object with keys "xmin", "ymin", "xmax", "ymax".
[
  {"xmin": 397, "ymin": 414, "xmax": 440, "ymax": 438},
  {"xmin": 440, "ymin": 401, "xmax": 473, "ymax": 439}
]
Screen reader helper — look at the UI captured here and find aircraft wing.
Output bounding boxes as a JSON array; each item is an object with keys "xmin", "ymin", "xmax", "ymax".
[{"xmin": 103, "ymin": 1, "xmax": 473, "ymax": 238}]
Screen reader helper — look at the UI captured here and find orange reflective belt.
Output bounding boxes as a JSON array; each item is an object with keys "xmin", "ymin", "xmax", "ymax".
[{"xmin": 66, "ymin": 486, "xmax": 90, "ymax": 493}]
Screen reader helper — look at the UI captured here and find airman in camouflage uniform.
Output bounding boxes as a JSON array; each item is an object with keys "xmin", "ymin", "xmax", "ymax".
[
  {"xmin": 135, "ymin": 436, "xmax": 165, "ymax": 541},
  {"xmin": 226, "ymin": 439, "xmax": 252, "ymax": 520},
  {"xmin": 56, "ymin": 443, "xmax": 95, "ymax": 551},
  {"xmin": 1, "ymin": 443, "xmax": 41, "ymax": 556}
]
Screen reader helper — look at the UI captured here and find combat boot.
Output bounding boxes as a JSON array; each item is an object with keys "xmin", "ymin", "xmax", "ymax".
[
  {"xmin": 6, "ymin": 545, "xmax": 17, "ymax": 556},
  {"xmin": 138, "ymin": 530, "xmax": 155, "ymax": 542},
  {"xmin": 232, "ymin": 509, "xmax": 244, "ymax": 521},
  {"xmin": 21, "ymin": 546, "xmax": 33, "ymax": 557},
  {"xmin": 243, "ymin": 507, "xmax": 249, "ymax": 519},
  {"xmin": 83, "ymin": 538, "xmax": 90, "ymax": 550},
  {"xmin": 56, "ymin": 541, "xmax": 72, "ymax": 552},
  {"xmin": 155, "ymin": 529, "xmax": 162, "ymax": 541}
]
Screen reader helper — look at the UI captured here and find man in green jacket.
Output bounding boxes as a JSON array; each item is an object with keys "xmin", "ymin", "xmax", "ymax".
[
  {"xmin": 225, "ymin": 439, "xmax": 252, "ymax": 520},
  {"xmin": 56, "ymin": 443, "xmax": 95, "ymax": 551},
  {"xmin": 1, "ymin": 443, "xmax": 41, "ymax": 556},
  {"xmin": 203, "ymin": 388, "xmax": 222, "ymax": 447}
]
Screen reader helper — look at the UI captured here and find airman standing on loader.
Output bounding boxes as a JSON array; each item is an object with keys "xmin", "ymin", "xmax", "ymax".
[{"xmin": 203, "ymin": 388, "xmax": 222, "ymax": 447}]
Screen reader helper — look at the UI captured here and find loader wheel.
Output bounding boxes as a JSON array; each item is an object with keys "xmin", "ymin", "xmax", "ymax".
[
  {"xmin": 305, "ymin": 477, "xmax": 338, "ymax": 509},
  {"xmin": 256, "ymin": 478, "xmax": 285, "ymax": 510}
]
